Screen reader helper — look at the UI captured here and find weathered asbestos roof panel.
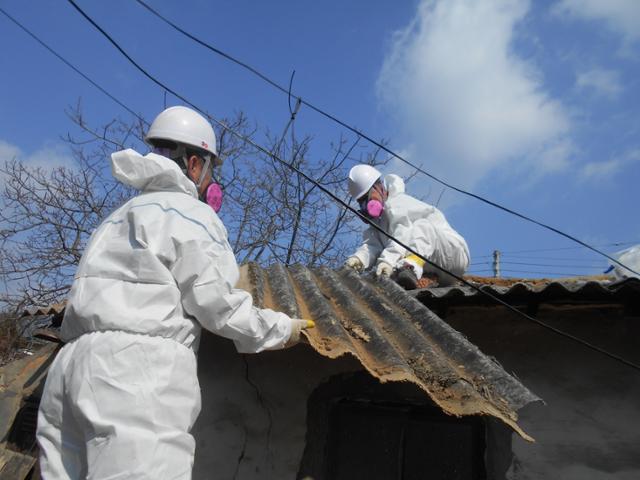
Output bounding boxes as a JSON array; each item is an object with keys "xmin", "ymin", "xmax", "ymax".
[
  {"xmin": 1, "ymin": 344, "xmax": 56, "ymax": 442},
  {"xmin": 238, "ymin": 263, "xmax": 540, "ymax": 440},
  {"xmin": 413, "ymin": 276, "xmax": 640, "ymax": 305},
  {"xmin": 0, "ymin": 343, "xmax": 56, "ymax": 478},
  {"xmin": 20, "ymin": 302, "xmax": 66, "ymax": 318}
]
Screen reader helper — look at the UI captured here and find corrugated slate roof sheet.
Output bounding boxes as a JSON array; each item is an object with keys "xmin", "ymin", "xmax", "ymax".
[
  {"xmin": 20, "ymin": 302, "xmax": 66, "ymax": 318},
  {"xmin": 237, "ymin": 263, "xmax": 540, "ymax": 440},
  {"xmin": 413, "ymin": 276, "xmax": 640, "ymax": 306}
]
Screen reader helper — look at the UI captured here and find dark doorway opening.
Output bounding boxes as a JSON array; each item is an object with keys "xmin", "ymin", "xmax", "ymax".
[
  {"xmin": 326, "ymin": 399, "xmax": 486, "ymax": 480},
  {"xmin": 298, "ymin": 372, "xmax": 489, "ymax": 480}
]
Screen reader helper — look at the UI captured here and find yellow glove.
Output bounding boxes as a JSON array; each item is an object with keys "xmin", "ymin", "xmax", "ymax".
[
  {"xmin": 345, "ymin": 256, "xmax": 364, "ymax": 273},
  {"xmin": 285, "ymin": 319, "xmax": 316, "ymax": 347},
  {"xmin": 376, "ymin": 262, "xmax": 393, "ymax": 277}
]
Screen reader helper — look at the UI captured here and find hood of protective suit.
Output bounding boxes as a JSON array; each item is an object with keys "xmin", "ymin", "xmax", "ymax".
[
  {"xmin": 111, "ymin": 149, "xmax": 198, "ymax": 197},
  {"xmin": 384, "ymin": 174, "xmax": 405, "ymax": 198}
]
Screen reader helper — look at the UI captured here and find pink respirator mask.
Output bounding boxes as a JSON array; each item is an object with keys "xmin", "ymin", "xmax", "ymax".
[
  {"xmin": 358, "ymin": 181, "xmax": 386, "ymax": 219},
  {"xmin": 358, "ymin": 197, "xmax": 384, "ymax": 219},
  {"xmin": 202, "ymin": 182, "xmax": 223, "ymax": 213}
]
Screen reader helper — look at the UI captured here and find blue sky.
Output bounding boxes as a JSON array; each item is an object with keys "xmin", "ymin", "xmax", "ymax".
[{"xmin": 1, "ymin": 0, "xmax": 638, "ymax": 278}]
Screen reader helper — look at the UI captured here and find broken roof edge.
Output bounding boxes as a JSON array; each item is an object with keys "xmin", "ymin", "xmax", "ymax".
[
  {"xmin": 239, "ymin": 263, "xmax": 541, "ymax": 441},
  {"xmin": 357, "ymin": 272, "xmax": 540, "ymax": 441},
  {"xmin": 300, "ymin": 329, "xmax": 538, "ymax": 442},
  {"xmin": 20, "ymin": 302, "xmax": 66, "ymax": 318}
]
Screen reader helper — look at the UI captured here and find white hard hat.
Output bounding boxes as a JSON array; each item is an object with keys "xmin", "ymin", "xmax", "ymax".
[
  {"xmin": 348, "ymin": 164, "xmax": 381, "ymax": 199},
  {"xmin": 145, "ymin": 106, "xmax": 221, "ymax": 165}
]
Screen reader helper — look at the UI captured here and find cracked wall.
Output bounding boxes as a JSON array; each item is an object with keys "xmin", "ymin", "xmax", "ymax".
[{"xmin": 192, "ymin": 330, "xmax": 362, "ymax": 479}]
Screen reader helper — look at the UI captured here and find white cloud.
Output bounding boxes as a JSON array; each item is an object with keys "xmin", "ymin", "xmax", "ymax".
[
  {"xmin": 0, "ymin": 139, "xmax": 74, "ymax": 170},
  {"xmin": 0, "ymin": 139, "xmax": 75, "ymax": 186},
  {"xmin": 554, "ymin": 0, "xmax": 640, "ymax": 46},
  {"xmin": 580, "ymin": 149, "xmax": 640, "ymax": 180},
  {"xmin": 576, "ymin": 68, "xmax": 623, "ymax": 98},
  {"xmin": 537, "ymin": 139, "xmax": 574, "ymax": 174},
  {"xmin": 377, "ymin": 0, "xmax": 571, "ymax": 191},
  {"xmin": 0, "ymin": 140, "xmax": 21, "ymax": 162}
]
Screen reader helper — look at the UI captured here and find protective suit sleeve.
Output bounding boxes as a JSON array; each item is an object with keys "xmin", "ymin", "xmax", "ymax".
[
  {"xmin": 353, "ymin": 226, "xmax": 385, "ymax": 270},
  {"xmin": 171, "ymin": 237, "xmax": 292, "ymax": 353}
]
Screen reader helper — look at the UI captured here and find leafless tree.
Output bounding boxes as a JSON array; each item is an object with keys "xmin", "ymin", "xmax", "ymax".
[
  {"xmin": 0, "ymin": 107, "xmax": 139, "ymax": 312},
  {"xmin": 0, "ymin": 102, "xmax": 388, "ymax": 313},
  {"xmin": 222, "ymin": 128, "xmax": 387, "ymax": 267}
]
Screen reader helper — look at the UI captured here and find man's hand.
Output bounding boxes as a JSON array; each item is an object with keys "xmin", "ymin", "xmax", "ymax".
[
  {"xmin": 285, "ymin": 319, "xmax": 316, "ymax": 347},
  {"xmin": 345, "ymin": 256, "xmax": 364, "ymax": 273},
  {"xmin": 376, "ymin": 262, "xmax": 393, "ymax": 277}
]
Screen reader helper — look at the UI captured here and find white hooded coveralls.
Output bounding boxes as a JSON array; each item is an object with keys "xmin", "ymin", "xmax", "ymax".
[
  {"xmin": 353, "ymin": 174, "xmax": 470, "ymax": 285},
  {"xmin": 36, "ymin": 150, "xmax": 294, "ymax": 479}
]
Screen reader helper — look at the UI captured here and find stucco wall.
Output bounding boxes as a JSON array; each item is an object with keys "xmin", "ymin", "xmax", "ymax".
[
  {"xmin": 192, "ymin": 332, "xmax": 361, "ymax": 479},
  {"xmin": 193, "ymin": 303, "xmax": 640, "ymax": 479},
  {"xmin": 193, "ymin": 332, "xmax": 513, "ymax": 480},
  {"xmin": 445, "ymin": 304, "xmax": 640, "ymax": 480}
]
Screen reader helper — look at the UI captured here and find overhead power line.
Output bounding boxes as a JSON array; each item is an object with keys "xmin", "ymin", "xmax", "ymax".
[
  {"xmin": 131, "ymin": 0, "xmax": 638, "ymax": 276},
  {"xmin": 3, "ymin": 2, "xmax": 637, "ymax": 371},
  {"xmin": 498, "ymin": 255, "xmax": 608, "ymax": 263},
  {"xmin": 501, "ymin": 261, "xmax": 605, "ymax": 269},
  {"xmin": 0, "ymin": 12, "xmax": 291, "ymax": 256},
  {"xmin": 468, "ymin": 268, "xmax": 587, "ymax": 277},
  {"xmin": 471, "ymin": 260, "xmax": 604, "ymax": 268},
  {"xmin": 473, "ymin": 241, "xmax": 637, "ymax": 260},
  {"xmin": 63, "ymin": 0, "xmax": 640, "ymax": 373},
  {"xmin": 0, "ymin": 7, "xmax": 146, "ymax": 125},
  {"xmin": 499, "ymin": 241, "xmax": 638, "ymax": 255},
  {"xmin": 499, "ymin": 269, "xmax": 585, "ymax": 277}
]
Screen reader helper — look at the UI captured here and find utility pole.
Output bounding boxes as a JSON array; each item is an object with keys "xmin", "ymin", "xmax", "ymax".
[{"xmin": 493, "ymin": 250, "xmax": 501, "ymax": 278}]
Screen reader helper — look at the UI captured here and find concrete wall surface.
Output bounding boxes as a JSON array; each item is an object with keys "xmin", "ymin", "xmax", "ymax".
[
  {"xmin": 193, "ymin": 304, "xmax": 640, "ymax": 479},
  {"xmin": 192, "ymin": 332, "xmax": 361, "ymax": 480},
  {"xmin": 446, "ymin": 305, "xmax": 640, "ymax": 480}
]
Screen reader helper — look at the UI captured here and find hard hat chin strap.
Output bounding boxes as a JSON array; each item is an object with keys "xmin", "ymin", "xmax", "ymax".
[
  {"xmin": 197, "ymin": 156, "xmax": 211, "ymax": 189},
  {"xmin": 151, "ymin": 142, "xmax": 212, "ymax": 189},
  {"xmin": 180, "ymin": 151, "xmax": 211, "ymax": 190}
]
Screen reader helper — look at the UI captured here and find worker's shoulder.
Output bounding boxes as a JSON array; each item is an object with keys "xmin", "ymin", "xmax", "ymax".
[
  {"xmin": 125, "ymin": 190, "xmax": 202, "ymax": 213},
  {"xmin": 388, "ymin": 191, "xmax": 432, "ymax": 208},
  {"xmin": 126, "ymin": 191, "xmax": 227, "ymax": 236}
]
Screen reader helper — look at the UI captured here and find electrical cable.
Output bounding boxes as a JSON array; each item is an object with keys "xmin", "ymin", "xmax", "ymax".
[
  {"xmin": 3, "ymin": 1, "xmax": 637, "ymax": 371},
  {"xmin": 501, "ymin": 261, "xmax": 606, "ymax": 269},
  {"xmin": 64, "ymin": 0, "xmax": 640, "ymax": 372},
  {"xmin": 10, "ymin": 0, "xmax": 630, "ymax": 276},
  {"xmin": 499, "ymin": 269, "xmax": 585, "ymax": 277},
  {"xmin": 131, "ymin": 0, "xmax": 638, "ymax": 276},
  {"xmin": 474, "ymin": 242, "xmax": 636, "ymax": 260},
  {"xmin": 5, "ymin": 0, "xmax": 634, "ymax": 370},
  {"xmin": 0, "ymin": 7, "xmax": 147, "ymax": 125},
  {"xmin": 0, "ymin": 5, "xmax": 330, "ymax": 263},
  {"xmin": 499, "ymin": 254, "xmax": 608, "ymax": 262},
  {"xmin": 499, "ymin": 241, "xmax": 638, "ymax": 255}
]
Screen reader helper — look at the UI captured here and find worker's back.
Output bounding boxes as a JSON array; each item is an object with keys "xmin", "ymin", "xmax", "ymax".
[
  {"xmin": 61, "ymin": 150, "xmax": 232, "ymax": 349},
  {"xmin": 376, "ymin": 174, "xmax": 467, "ymax": 251}
]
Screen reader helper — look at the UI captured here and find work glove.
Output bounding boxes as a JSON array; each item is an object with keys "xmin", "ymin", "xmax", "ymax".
[
  {"xmin": 376, "ymin": 262, "xmax": 393, "ymax": 277},
  {"xmin": 285, "ymin": 319, "xmax": 316, "ymax": 348},
  {"xmin": 344, "ymin": 256, "xmax": 364, "ymax": 273}
]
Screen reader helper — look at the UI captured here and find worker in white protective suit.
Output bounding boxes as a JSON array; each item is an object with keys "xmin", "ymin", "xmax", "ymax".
[
  {"xmin": 36, "ymin": 106, "xmax": 314, "ymax": 479},
  {"xmin": 344, "ymin": 164, "xmax": 470, "ymax": 289}
]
